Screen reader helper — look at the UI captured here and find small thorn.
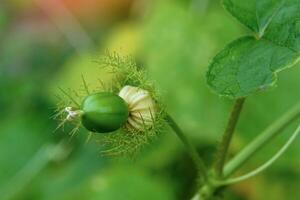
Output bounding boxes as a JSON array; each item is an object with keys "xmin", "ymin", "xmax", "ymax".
[{"xmin": 81, "ymin": 74, "xmax": 90, "ymax": 95}]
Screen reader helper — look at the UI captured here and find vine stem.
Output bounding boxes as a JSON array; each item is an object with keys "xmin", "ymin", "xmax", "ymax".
[
  {"xmin": 190, "ymin": 102, "xmax": 300, "ymax": 200},
  {"xmin": 224, "ymin": 102, "xmax": 300, "ymax": 177},
  {"xmin": 214, "ymin": 98, "xmax": 246, "ymax": 178},
  {"xmin": 219, "ymin": 124, "xmax": 300, "ymax": 185},
  {"xmin": 166, "ymin": 114, "xmax": 208, "ymax": 182}
]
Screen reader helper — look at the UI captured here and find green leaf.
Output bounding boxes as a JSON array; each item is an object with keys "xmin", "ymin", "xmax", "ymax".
[
  {"xmin": 207, "ymin": 0, "xmax": 300, "ymax": 98},
  {"xmin": 223, "ymin": 0, "xmax": 284, "ymax": 36}
]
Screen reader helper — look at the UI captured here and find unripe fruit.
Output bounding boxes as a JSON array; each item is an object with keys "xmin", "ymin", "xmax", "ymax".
[{"xmin": 81, "ymin": 92, "xmax": 129, "ymax": 133}]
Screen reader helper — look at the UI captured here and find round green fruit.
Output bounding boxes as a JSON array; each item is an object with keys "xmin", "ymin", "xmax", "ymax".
[{"xmin": 81, "ymin": 92, "xmax": 129, "ymax": 133}]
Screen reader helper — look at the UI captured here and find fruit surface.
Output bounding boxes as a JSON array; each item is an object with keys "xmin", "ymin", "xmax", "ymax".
[{"xmin": 81, "ymin": 92, "xmax": 129, "ymax": 133}]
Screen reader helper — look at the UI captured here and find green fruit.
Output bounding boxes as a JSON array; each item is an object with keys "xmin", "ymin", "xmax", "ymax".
[{"xmin": 81, "ymin": 92, "xmax": 129, "ymax": 133}]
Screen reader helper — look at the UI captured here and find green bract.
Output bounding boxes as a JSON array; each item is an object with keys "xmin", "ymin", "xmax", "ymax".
[
  {"xmin": 55, "ymin": 52, "xmax": 165, "ymax": 156},
  {"xmin": 81, "ymin": 92, "xmax": 129, "ymax": 133},
  {"xmin": 207, "ymin": 0, "xmax": 300, "ymax": 98}
]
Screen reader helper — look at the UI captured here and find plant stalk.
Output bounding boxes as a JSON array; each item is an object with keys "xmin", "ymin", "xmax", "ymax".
[
  {"xmin": 166, "ymin": 114, "xmax": 208, "ymax": 182},
  {"xmin": 220, "ymin": 124, "xmax": 300, "ymax": 185},
  {"xmin": 224, "ymin": 102, "xmax": 300, "ymax": 177},
  {"xmin": 214, "ymin": 98, "xmax": 246, "ymax": 178}
]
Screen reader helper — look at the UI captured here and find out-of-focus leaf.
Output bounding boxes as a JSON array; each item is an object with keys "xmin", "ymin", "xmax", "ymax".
[
  {"xmin": 0, "ymin": 114, "xmax": 53, "ymax": 188},
  {"xmin": 85, "ymin": 166, "xmax": 174, "ymax": 200},
  {"xmin": 141, "ymin": 1, "xmax": 242, "ymax": 142},
  {"xmin": 28, "ymin": 140, "xmax": 106, "ymax": 200},
  {"xmin": 104, "ymin": 23, "xmax": 141, "ymax": 56}
]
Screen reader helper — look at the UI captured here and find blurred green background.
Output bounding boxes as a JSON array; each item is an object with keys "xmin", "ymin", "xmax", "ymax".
[{"xmin": 1, "ymin": 0, "xmax": 300, "ymax": 200}]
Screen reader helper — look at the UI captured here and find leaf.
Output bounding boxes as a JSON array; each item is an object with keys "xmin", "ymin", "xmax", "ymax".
[
  {"xmin": 207, "ymin": 0, "xmax": 300, "ymax": 98},
  {"xmin": 207, "ymin": 36, "xmax": 299, "ymax": 97},
  {"xmin": 223, "ymin": 0, "xmax": 285, "ymax": 36}
]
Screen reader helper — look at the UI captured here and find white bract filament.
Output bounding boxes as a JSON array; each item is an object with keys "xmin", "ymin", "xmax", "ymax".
[
  {"xmin": 119, "ymin": 85, "xmax": 156, "ymax": 130},
  {"xmin": 65, "ymin": 107, "xmax": 83, "ymax": 121}
]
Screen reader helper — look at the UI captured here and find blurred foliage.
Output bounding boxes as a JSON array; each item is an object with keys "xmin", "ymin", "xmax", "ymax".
[{"xmin": 1, "ymin": 0, "xmax": 300, "ymax": 200}]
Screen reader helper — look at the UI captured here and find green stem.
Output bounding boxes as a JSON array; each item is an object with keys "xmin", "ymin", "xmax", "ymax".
[
  {"xmin": 224, "ymin": 102, "xmax": 300, "ymax": 177},
  {"xmin": 166, "ymin": 114, "xmax": 208, "ymax": 182},
  {"xmin": 220, "ymin": 124, "xmax": 300, "ymax": 185},
  {"xmin": 214, "ymin": 98, "xmax": 246, "ymax": 178}
]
